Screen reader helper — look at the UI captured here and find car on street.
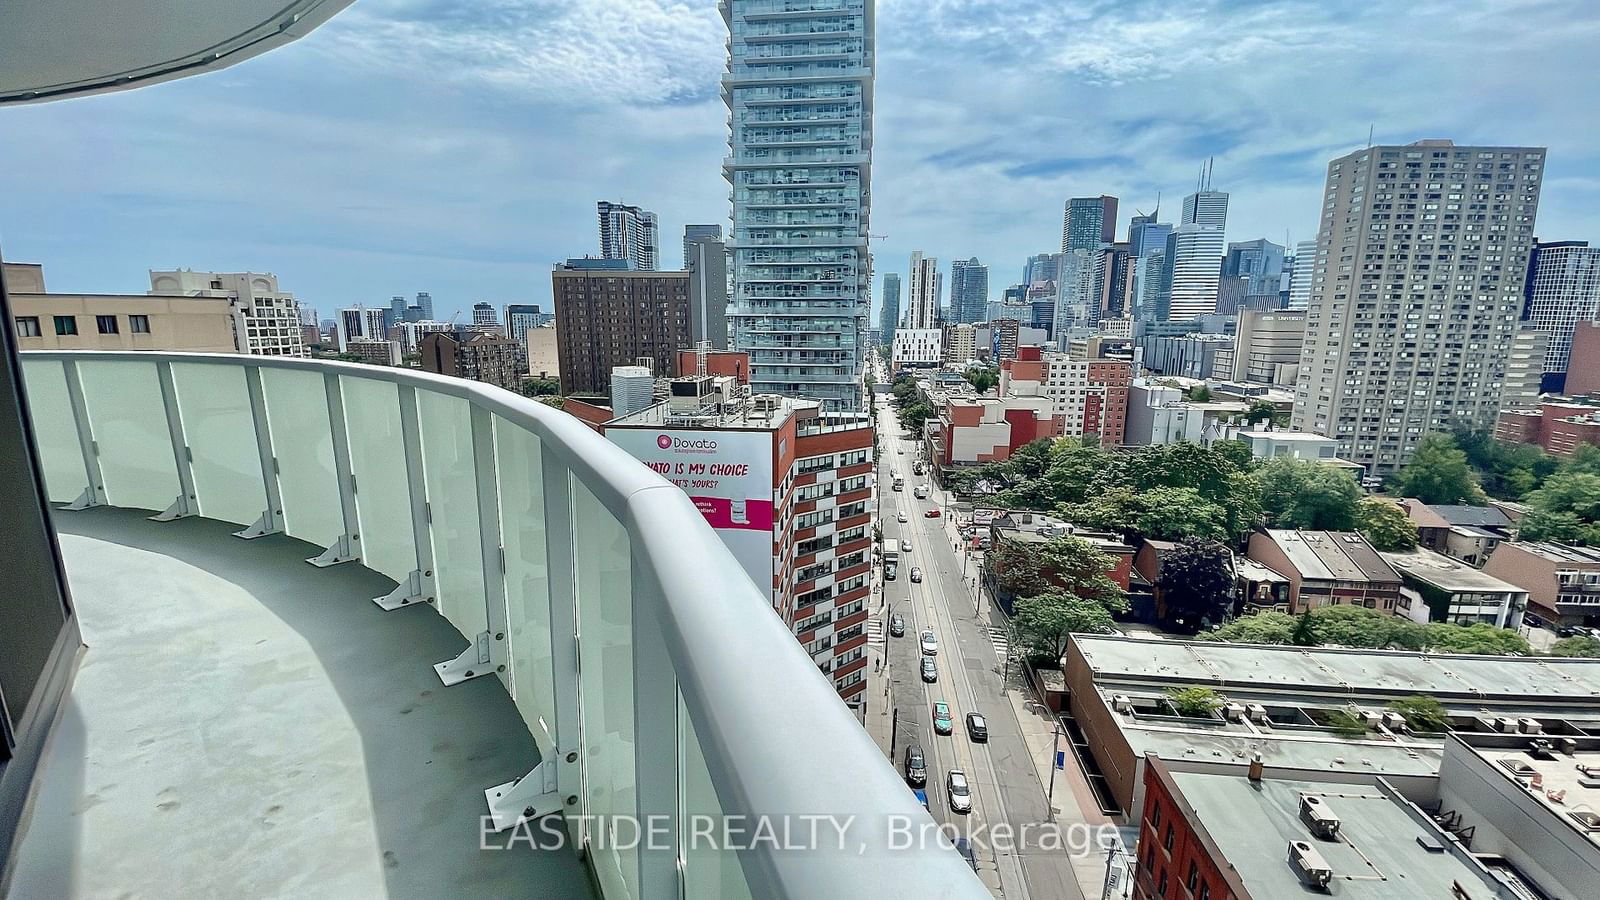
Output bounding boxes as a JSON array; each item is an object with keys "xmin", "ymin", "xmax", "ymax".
[
  {"xmin": 910, "ymin": 566, "xmax": 924, "ymax": 583},
  {"xmin": 913, "ymin": 789, "xmax": 929, "ymax": 811},
  {"xmin": 920, "ymin": 657, "xmax": 937, "ymax": 682},
  {"xmin": 885, "ymin": 564, "xmax": 897, "ymax": 581},
  {"xmin": 904, "ymin": 743, "xmax": 926, "ymax": 786},
  {"xmin": 932, "ymin": 701, "xmax": 953, "ymax": 734},
  {"xmin": 1523, "ymin": 613, "xmax": 1544, "ymax": 629},
  {"xmin": 1558, "ymin": 625, "xmax": 1584, "ymax": 637},
  {"xmin": 897, "ymin": 448, "xmax": 904, "ymax": 455},
  {"xmin": 901, "ymin": 539, "xmax": 912, "ymax": 553},
  {"xmin": 924, "ymin": 508, "xmax": 941, "ymax": 518},
  {"xmin": 965, "ymin": 713, "xmax": 988, "ymax": 743},
  {"xmin": 920, "ymin": 630, "xmax": 938, "ymax": 655},
  {"xmin": 947, "ymin": 770, "xmax": 972, "ymax": 814},
  {"xmin": 889, "ymin": 614, "xmax": 905, "ymax": 637},
  {"xmin": 897, "ymin": 513, "xmax": 908, "ymax": 523}
]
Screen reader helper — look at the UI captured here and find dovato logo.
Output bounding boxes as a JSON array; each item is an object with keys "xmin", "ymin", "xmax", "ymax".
[{"xmin": 657, "ymin": 434, "xmax": 672, "ymax": 449}]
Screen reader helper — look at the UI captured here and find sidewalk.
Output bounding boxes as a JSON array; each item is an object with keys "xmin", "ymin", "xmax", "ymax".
[{"xmin": 862, "ymin": 574, "xmax": 896, "ymax": 758}]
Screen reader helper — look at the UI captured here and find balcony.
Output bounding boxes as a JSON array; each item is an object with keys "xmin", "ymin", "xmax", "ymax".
[{"xmin": 15, "ymin": 351, "xmax": 985, "ymax": 898}]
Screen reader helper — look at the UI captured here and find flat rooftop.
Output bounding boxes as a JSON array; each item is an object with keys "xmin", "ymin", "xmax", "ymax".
[
  {"xmin": 1505, "ymin": 541, "xmax": 1600, "ymax": 565},
  {"xmin": 1073, "ymin": 635, "xmax": 1600, "ymax": 705},
  {"xmin": 8, "ymin": 508, "xmax": 591, "ymax": 899},
  {"xmin": 1171, "ymin": 771, "xmax": 1503, "ymax": 897},
  {"xmin": 1380, "ymin": 548, "xmax": 1528, "ymax": 594},
  {"xmin": 1467, "ymin": 742, "xmax": 1600, "ymax": 853}
]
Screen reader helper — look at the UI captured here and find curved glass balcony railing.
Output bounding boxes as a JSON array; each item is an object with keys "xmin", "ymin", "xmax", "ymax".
[{"xmin": 19, "ymin": 351, "xmax": 986, "ymax": 900}]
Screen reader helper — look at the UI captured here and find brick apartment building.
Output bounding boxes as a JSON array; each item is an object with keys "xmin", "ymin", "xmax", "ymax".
[
  {"xmin": 552, "ymin": 260, "xmax": 691, "ymax": 394},
  {"xmin": 1495, "ymin": 399, "xmax": 1600, "ymax": 456},
  {"xmin": 418, "ymin": 330, "xmax": 522, "ymax": 391}
]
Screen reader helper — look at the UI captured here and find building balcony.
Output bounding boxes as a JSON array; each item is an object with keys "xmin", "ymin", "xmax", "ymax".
[{"xmin": 14, "ymin": 351, "xmax": 984, "ymax": 898}]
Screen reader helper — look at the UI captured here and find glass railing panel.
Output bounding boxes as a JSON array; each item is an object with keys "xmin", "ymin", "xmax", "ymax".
[
  {"xmin": 261, "ymin": 368, "xmax": 342, "ymax": 545},
  {"xmin": 19, "ymin": 358, "xmax": 86, "ymax": 503},
  {"xmin": 76, "ymin": 360, "xmax": 178, "ymax": 511},
  {"xmin": 571, "ymin": 478, "xmax": 638, "ymax": 898},
  {"xmin": 170, "ymin": 362, "xmax": 264, "ymax": 526},
  {"xmin": 418, "ymin": 390, "xmax": 487, "ymax": 640},
  {"xmin": 680, "ymin": 691, "xmax": 755, "ymax": 900},
  {"xmin": 492, "ymin": 416, "xmax": 555, "ymax": 758},
  {"xmin": 339, "ymin": 375, "xmax": 416, "ymax": 584}
]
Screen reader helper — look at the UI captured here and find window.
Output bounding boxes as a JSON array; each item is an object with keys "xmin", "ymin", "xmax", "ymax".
[
  {"xmin": 1164, "ymin": 823, "xmax": 1174, "ymax": 851},
  {"xmin": 53, "ymin": 315, "xmax": 78, "ymax": 336},
  {"xmin": 130, "ymin": 314, "xmax": 151, "ymax": 334},
  {"xmin": 1157, "ymin": 868, "xmax": 1168, "ymax": 898},
  {"xmin": 96, "ymin": 314, "xmax": 119, "ymax": 334},
  {"xmin": 1187, "ymin": 861, "xmax": 1199, "ymax": 891},
  {"xmin": 15, "ymin": 316, "xmax": 41, "ymax": 337}
]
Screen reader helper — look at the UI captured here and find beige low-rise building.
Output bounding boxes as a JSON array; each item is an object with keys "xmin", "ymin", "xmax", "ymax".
[
  {"xmin": 6, "ymin": 262, "xmax": 238, "ymax": 352},
  {"xmin": 526, "ymin": 324, "xmax": 559, "ymax": 378}
]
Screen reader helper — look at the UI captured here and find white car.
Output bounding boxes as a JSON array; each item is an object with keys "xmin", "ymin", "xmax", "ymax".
[
  {"xmin": 901, "ymin": 539, "xmax": 912, "ymax": 553},
  {"xmin": 897, "ymin": 513, "xmax": 908, "ymax": 523},
  {"xmin": 947, "ymin": 770, "xmax": 972, "ymax": 814},
  {"xmin": 920, "ymin": 630, "xmax": 938, "ymax": 656}
]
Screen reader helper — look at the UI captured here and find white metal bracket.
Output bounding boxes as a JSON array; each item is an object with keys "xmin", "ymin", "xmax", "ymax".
[
  {"xmin": 483, "ymin": 761, "xmax": 564, "ymax": 831},
  {"xmin": 233, "ymin": 510, "xmax": 280, "ymax": 540},
  {"xmin": 434, "ymin": 630, "xmax": 495, "ymax": 685},
  {"xmin": 306, "ymin": 533, "xmax": 357, "ymax": 567},
  {"xmin": 373, "ymin": 569, "xmax": 435, "ymax": 611},
  {"xmin": 64, "ymin": 486, "xmax": 100, "ymax": 510},
  {"xmin": 148, "ymin": 494, "xmax": 196, "ymax": 522}
]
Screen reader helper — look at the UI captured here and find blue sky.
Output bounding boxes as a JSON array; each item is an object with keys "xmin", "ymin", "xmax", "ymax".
[{"xmin": 2, "ymin": 0, "xmax": 1598, "ymax": 322}]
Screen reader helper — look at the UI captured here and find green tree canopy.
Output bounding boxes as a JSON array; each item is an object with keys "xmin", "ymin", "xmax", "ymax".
[
  {"xmin": 519, "ymin": 376, "xmax": 560, "ymax": 397},
  {"xmin": 1256, "ymin": 457, "xmax": 1362, "ymax": 530},
  {"xmin": 963, "ymin": 366, "xmax": 1000, "ymax": 394},
  {"xmin": 1198, "ymin": 611, "xmax": 1298, "ymax": 644},
  {"xmin": 1518, "ymin": 472, "xmax": 1600, "ymax": 546},
  {"xmin": 1072, "ymin": 486, "xmax": 1230, "ymax": 542},
  {"xmin": 1387, "ymin": 695, "xmax": 1450, "ymax": 732},
  {"xmin": 1393, "ymin": 433, "xmax": 1487, "ymax": 505},
  {"xmin": 1165, "ymin": 686, "xmax": 1223, "ymax": 717},
  {"xmin": 1354, "ymin": 497, "xmax": 1419, "ymax": 551},
  {"xmin": 1550, "ymin": 635, "xmax": 1600, "ymax": 658},
  {"xmin": 1244, "ymin": 400, "xmax": 1277, "ymax": 427},
  {"xmin": 898, "ymin": 401, "xmax": 933, "ymax": 433},
  {"xmin": 1422, "ymin": 623, "xmax": 1532, "ymax": 655},
  {"xmin": 1011, "ymin": 590, "xmax": 1116, "ymax": 662},
  {"xmin": 1451, "ymin": 425, "xmax": 1556, "ymax": 500},
  {"xmin": 988, "ymin": 535, "xmax": 1129, "ymax": 613},
  {"xmin": 1155, "ymin": 539, "xmax": 1237, "ymax": 632}
]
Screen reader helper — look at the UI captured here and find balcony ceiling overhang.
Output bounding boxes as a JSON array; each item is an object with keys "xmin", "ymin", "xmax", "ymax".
[{"xmin": 0, "ymin": 0, "xmax": 353, "ymax": 105}]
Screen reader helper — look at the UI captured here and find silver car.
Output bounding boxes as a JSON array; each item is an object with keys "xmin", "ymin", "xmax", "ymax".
[
  {"xmin": 920, "ymin": 630, "xmax": 938, "ymax": 655},
  {"xmin": 947, "ymin": 770, "xmax": 972, "ymax": 814}
]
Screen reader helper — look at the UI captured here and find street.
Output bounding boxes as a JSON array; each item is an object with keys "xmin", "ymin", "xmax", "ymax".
[{"xmin": 874, "ymin": 394, "xmax": 1091, "ymax": 900}]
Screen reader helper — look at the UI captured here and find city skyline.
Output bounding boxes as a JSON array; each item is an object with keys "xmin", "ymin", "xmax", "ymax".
[{"xmin": 1, "ymin": 1, "xmax": 1598, "ymax": 324}]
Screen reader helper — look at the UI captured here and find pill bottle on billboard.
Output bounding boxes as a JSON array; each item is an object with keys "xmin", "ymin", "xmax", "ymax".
[{"xmin": 730, "ymin": 498, "xmax": 748, "ymax": 525}]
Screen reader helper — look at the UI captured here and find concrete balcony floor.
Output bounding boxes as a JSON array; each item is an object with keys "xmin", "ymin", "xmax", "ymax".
[{"xmin": 9, "ymin": 508, "xmax": 594, "ymax": 899}]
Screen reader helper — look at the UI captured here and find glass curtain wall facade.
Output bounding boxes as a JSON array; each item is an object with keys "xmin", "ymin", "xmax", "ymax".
[{"xmin": 723, "ymin": 0, "xmax": 875, "ymax": 409}]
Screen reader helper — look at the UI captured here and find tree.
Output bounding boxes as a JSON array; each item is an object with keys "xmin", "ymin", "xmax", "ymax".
[
  {"xmin": 1073, "ymin": 486, "xmax": 1229, "ymax": 542},
  {"xmin": 1199, "ymin": 611, "xmax": 1298, "ymax": 644},
  {"xmin": 1393, "ymin": 433, "xmax": 1487, "ymax": 505},
  {"xmin": 1164, "ymin": 687, "xmax": 1223, "ymax": 718},
  {"xmin": 1422, "ymin": 623, "xmax": 1531, "ymax": 655},
  {"xmin": 519, "ymin": 376, "xmax": 560, "ymax": 397},
  {"xmin": 1324, "ymin": 709, "xmax": 1369, "ymax": 737},
  {"xmin": 1011, "ymin": 591, "xmax": 1116, "ymax": 663},
  {"xmin": 1291, "ymin": 609, "xmax": 1317, "ymax": 646},
  {"xmin": 1187, "ymin": 385, "xmax": 1212, "ymax": 403},
  {"xmin": 988, "ymin": 535, "xmax": 1129, "ymax": 613},
  {"xmin": 964, "ymin": 366, "xmax": 1000, "ymax": 394},
  {"xmin": 536, "ymin": 395, "xmax": 565, "ymax": 410},
  {"xmin": 898, "ymin": 401, "xmax": 933, "ymax": 434},
  {"xmin": 1354, "ymin": 497, "xmax": 1419, "ymax": 551},
  {"xmin": 1451, "ymin": 425, "xmax": 1556, "ymax": 499},
  {"xmin": 1550, "ymin": 635, "xmax": 1600, "ymax": 658},
  {"xmin": 1155, "ymin": 539, "xmax": 1236, "ymax": 632},
  {"xmin": 1256, "ymin": 457, "xmax": 1361, "ymax": 530},
  {"xmin": 1518, "ymin": 472, "xmax": 1600, "ymax": 546},
  {"xmin": 1305, "ymin": 604, "xmax": 1425, "ymax": 650},
  {"xmin": 1244, "ymin": 400, "xmax": 1277, "ymax": 428},
  {"xmin": 1387, "ymin": 695, "xmax": 1449, "ymax": 732}
]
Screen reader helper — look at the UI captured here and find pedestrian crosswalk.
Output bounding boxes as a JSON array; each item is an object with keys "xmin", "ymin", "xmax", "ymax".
[
  {"xmin": 867, "ymin": 617, "xmax": 886, "ymax": 646},
  {"xmin": 987, "ymin": 625, "xmax": 1010, "ymax": 660}
]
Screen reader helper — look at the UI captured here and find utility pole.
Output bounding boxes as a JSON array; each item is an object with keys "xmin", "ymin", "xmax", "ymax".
[{"xmin": 1046, "ymin": 717, "xmax": 1064, "ymax": 821}]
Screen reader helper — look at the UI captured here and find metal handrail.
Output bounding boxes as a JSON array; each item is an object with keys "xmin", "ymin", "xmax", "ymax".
[{"xmin": 21, "ymin": 350, "xmax": 986, "ymax": 899}]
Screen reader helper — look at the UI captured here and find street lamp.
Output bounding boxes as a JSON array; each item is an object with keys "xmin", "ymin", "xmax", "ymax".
[{"xmin": 1045, "ymin": 717, "xmax": 1065, "ymax": 822}]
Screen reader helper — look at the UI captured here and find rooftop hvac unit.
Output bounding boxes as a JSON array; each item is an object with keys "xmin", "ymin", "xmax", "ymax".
[
  {"xmin": 1380, "ymin": 711, "xmax": 1408, "ymax": 731},
  {"xmin": 1358, "ymin": 708, "xmax": 1382, "ymax": 728},
  {"xmin": 1494, "ymin": 717, "xmax": 1520, "ymax": 734},
  {"xmin": 1559, "ymin": 738, "xmax": 1579, "ymax": 756},
  {"xmin": 1299, "ymin": 795, "xmax": 1342, "ymax": 840},
  {"xmin": 1112, "ymin": 695, "xmax": 1133, "ymax": 714},
  {"xmin": 1248, "ymin": 703, "xmax": 1270, "ymax": 724},
  {"xmin": 1288, "ymin": 841, "xmax": 1333, "ymax": 890},
  {"xmin": 1225, "ymin": 703, "xmax": 1246, "ymax": 722},
  {"xmin": 1518, "ymin": 718, "xmax": 1543, "ymax": 735}
]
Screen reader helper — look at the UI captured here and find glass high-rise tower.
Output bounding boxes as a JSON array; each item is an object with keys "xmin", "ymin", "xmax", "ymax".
[{"xmin": 723, "ymin": 0, "xmax": 874, "ymax": 409}]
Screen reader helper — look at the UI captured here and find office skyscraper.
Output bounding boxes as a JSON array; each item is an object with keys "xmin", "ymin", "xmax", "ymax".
[
  {"xmin": 686, "ymin": 231, "xmax": 730, "ymax": 348},
  {"xmin": 1022, "ymin": 252, "xmax": 1060, "ymax": 290},
  {"xmin": 504, "ymin": 304, "xmax": 548, "ymax": 343},
  {"xmin": 597, "ymin": 200, "xmax": 659, "ymax": 270},
  {"xmin": 949, "ymin": 258, "xmax": 988, "ymax": 324},
  {"xmin": 724, "ymin": 0, "xmax": 873, "ymax": 409},
  {"xmin": 1291, "ymin": 140, "xmax": 1546, "ymax": 474},
  {"xmin": 1063, "ymin": 195, "xmax": 1117, "ymax": 252},
  {"xmin": 1182, "ymin": 190, "xmax": 1229, "ymax": 228},
  {"xmin": 1523, "ymin": 240, "xmax": 1600, "ymax": 384},
  {"xmin": 471, "ymin": 302, "xmax": 499, "ymax": 327},
  {"xmin": 682, "ymin": 224, "xmax": 722, "ymax": 269},
  {"xmin": 1287, "ymin": 239, "xmax": 1317, "ymax": 309},
  {"xmin": 879, "ymin": 274, "xmax": 901, "ymax": 347},
  {"xmin": 1128, "ymin": 213, "xmax": 1172, "ymax": 259},
  {"xmin": 907, "ymin": 252, "xmax": 941, "ymax": 330},
  {"xmin": 1159, "ymin": 185, "xmax": 1229, "ymax": 320},
  {"xmin": 415, "ymin": 292, "xmax": 434, "ymax": 321},
  {"xmin": 1222, "ymin": 238, "xmax": 1286, "ymax": 297}
]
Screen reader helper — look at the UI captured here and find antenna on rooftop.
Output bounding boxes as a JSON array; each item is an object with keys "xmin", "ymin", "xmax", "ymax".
[{"xmin": 1366, "ymin": 124, "xmax": 1374, "ymax": 149}]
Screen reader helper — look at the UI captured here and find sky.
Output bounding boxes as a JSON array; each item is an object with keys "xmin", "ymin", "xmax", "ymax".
[{"xmin": 2, "ymin": 0, "xmax": 1599, "ymax": 323}]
